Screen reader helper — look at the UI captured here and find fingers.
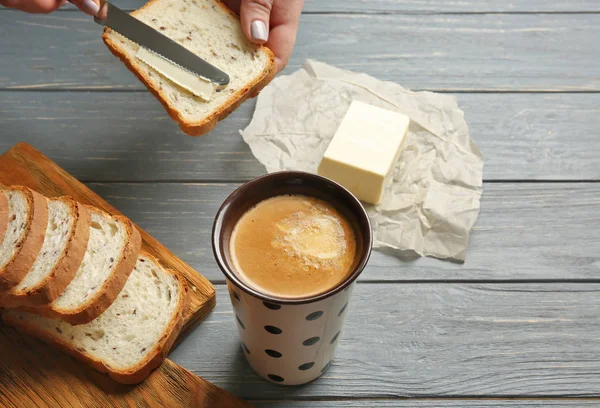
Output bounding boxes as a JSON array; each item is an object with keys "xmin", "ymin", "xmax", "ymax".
[
  {"xmin": 69, "ymin": 0, "xmax": 99, "ymax": 15},
  {"xmin": 266, "ymin": 23, "xmax": 296, "ymax": 73},
  {"xmin": 0, "ymin": 0, "xmax": 65, "ymax": 13},
  {"xmin": 266, "ymin": 0, "xmax": 303, "ymax": 72},
  {"xmin": 219, "ymin": 0, "xmax": 304, "ymax": 73},
  {"xmin": 240, "ymin": 0, "xmax": 274, "ymax": 43},
  {"xmin": 221, "ymin": 0, "xmax": 241, "ymax": 15}
]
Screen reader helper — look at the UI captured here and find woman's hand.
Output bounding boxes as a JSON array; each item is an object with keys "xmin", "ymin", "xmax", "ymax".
[
  {"xmin": 222, "ymin": 0, "xmax": 304, "ymax": 73},
  {"xmin": 0, "ymin": 0, "xmax": 99, "ymax": 15}
]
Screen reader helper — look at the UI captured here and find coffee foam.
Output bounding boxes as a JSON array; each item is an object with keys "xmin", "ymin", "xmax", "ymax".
[{"xmin": 272, "ymin": 204, "xmax": 348, "ymax": 272}]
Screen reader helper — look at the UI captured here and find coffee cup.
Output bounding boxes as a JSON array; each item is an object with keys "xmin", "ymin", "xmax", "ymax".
[{"xmin": 212, "ymin": 171, "xmax": 372, "ymax": 385}]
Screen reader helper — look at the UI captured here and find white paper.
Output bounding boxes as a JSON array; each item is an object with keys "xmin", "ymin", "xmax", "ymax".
[{"xmin": 241, "ymin": 60, "xmax": 484, "ymax": 261}]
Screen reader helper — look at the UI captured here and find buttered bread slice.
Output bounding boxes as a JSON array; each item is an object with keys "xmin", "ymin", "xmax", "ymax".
[
  {"xmin": 0, "ymin": 187, "xmax": 48, "ymax": 291},
  {"xmin": 102, "ymin": 0, "xmax": 275, "ymax": 136},
  {"xmin": 3, "ymin": 254, "xmax": 189, "ymax": 384},
  {"xmin": 1, "ymin": 198, "xmax": 91, "ymax": 307},
  {"xmin": 35, "ymin": 206, "xmax": 141, "ymax": 325}
]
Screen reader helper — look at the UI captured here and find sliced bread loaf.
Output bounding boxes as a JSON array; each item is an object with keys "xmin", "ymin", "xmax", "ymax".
[
  {"xmin": 0, "ymin": 187, "xmax": 48, "ymax": 291},
  {"xmin": 33, "ymin": 206, "xmax": 141, "ymax": 325},
  {"xmin": 1, "ymin": 198, "xmax": 91, "ymax": 307},
  {"xmin": 0, "ymin": 191, "xmax": 8, "ymax": 246},
  {"xmin": 102, "ymin": 0, "xmax": 275, "ymax": 136},
  {"xmin": 3, "ymin": 253, "xmax": 189, "ymax": 384}
]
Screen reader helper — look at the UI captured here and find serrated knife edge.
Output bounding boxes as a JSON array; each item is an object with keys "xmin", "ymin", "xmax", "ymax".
[{"xmin": 95, "ymin": 0, "xmax": 230, "ymax": 87}]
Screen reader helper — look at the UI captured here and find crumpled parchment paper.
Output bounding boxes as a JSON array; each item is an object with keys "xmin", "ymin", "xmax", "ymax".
[{"xmin": 240, "ymin": 60, "xmax": 483, "ymax": 262}]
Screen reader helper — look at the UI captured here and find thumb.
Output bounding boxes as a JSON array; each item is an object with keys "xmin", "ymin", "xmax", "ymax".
[{"xmin": 240, "ymin": 0, "xmax": 273, "ymax": 44}]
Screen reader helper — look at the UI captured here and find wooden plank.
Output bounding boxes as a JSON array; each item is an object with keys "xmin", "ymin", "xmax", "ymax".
[
  {"xmin": 0, "ymin": 144, "xmax": 216, "ymax": 338},
  {"xmin": 87, "ymin": 182, "xmax": 600, "ymax": 282},
  {"xmin": 252, "ymin": 401, "xmax": 600, "ymax": 407},
  {"xmin": 0, "ymin": 325, "xmax": 251, "ymax": 408},
  {"xmin": 0, "ymin": 93, "xmax": 261, "ymax": 182},
  {"xmin": 25, "ymin": 0, "xmax": 600, "ymax": 13},
  {"xmin": 170, "ymin": 283, "xmax": 600, "ymax": 398},
  {"xmin": 301, "ymin": 0, "xmax": 600, "ymax": 13},
  {"xmin": 1, "ymin": 92, "xmax": 598, "ymax": 182},
  {"xmin": 1, "ymin": 12, "xmax": 599, "ymax": 91}
]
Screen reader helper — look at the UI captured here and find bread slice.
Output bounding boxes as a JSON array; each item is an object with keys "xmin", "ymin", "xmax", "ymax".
[
  {"xmin": 102, "ymin": 0, "xmax": 275, "ymax": 136},
  {"xmin": 0, "ymin": 187, "xmax": 48, "ymax": 291},
  {"xmin": 1, "ymin": 198, "xmax": 91, "ymax": 307},
  {"xmin": 3, "ymin": 253, "xmax": 189, "ymax": 384},
  {"xmin": 33, "ymin": 206, "xmax": 141, "ymax": 325},
  {"xmin": 0, "ymin": 191, "xmax": 8, "ymax": 246}
]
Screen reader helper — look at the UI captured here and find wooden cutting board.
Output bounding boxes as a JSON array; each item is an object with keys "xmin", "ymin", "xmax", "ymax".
[
  {"xmin": 0, "ymin": 143, "xmax": 249, "ymax": 407},
  {"xmin": 0, "ymin": 327, "xmax": 250, "ymax": 407}
]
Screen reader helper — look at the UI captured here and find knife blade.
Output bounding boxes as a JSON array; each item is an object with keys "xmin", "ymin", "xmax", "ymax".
[{"xmin": 94, "ymin": 0, "xmax": 230, "ymax": 88}]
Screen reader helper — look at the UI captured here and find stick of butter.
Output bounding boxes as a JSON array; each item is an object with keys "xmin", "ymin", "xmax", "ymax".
[
  {"xmin": 135, "ymin": 47, "xmax": 215, "ymax": 102},
  {"xmin": 317, "ymin": 100, "xmax": 410, "ymax": 205}
]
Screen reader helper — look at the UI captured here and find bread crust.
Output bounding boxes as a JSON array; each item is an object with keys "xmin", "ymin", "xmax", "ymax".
[
  {"xmin": 34, "ymin": 206, "xmax": 142, "ymax": 325},
  {"xmin": 2, "ymin": 198, "xmax": 92, "ymax": 307},
  {"xmin": 0, "ymin": 191, "xmax": 8, "ymax": 246},
  {"xmin": 0, "ymin": 187, "xmax": 49, "ymax": 291},
  {"xmin": 2, "ymin": 253, "xmax": 190, "ymax": 385},
  {"xmin": 101, "ymin": 0, "xmax": 276, "ymax": 137}
]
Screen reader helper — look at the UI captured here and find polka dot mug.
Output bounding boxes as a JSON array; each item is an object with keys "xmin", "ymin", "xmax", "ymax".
[{"xmin": 213, "ymin": 171, "xmax": 372, "ymax": 385}]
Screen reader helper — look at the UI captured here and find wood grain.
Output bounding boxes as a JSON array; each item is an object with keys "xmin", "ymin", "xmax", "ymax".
[
  {"xmin": 0, "ymin": 324, "xmax": 250, "ymax": 408},
  {"xmin": 252, "ymin": 401, "xmax": 600, "ymax": 407},
  {"xmin": 1, "ymin": 12, "xmax": 599, "ymax": 91},
  {"xmin": 170, "ymin": 284, "xmax": 600, "ymax": 398},
  {"xmin": 85, "ymin": 182, "xmax": 600, "ymax": 282},
  {"xmin": 0, "ymin": 143, "xmax": 216, "ymax": 336},
  {"xmin": 24, "ymin": 0, "xmax": 600, "ymax": 13},
  {"xmin": 1, "ymin": 92, "xmax": 598, "ymax": 182}
]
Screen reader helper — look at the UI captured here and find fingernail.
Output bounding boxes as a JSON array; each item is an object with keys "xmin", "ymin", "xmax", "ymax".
[
  {"xmin": 81, "ymin": 0, "xmax": 99, "ymax": 15},
  {"xmin": 251, "ymin": 20, "xmax": 268, "ymax": 42}
]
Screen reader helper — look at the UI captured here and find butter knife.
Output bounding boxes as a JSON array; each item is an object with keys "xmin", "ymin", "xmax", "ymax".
[{"xmin": 93, "ymin": 0, "xmax": 230, "ymax": 87}]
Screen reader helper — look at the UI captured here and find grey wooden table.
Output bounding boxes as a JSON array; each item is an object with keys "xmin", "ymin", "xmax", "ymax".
[{"xmin": 1, "ymin": 0, "xmax": 600, "ymax": 406}]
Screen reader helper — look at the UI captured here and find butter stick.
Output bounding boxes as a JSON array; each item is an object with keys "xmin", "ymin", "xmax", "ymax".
[{"xmin": 318, "ymin": 100, "xmax": 410, "ymax": 205}]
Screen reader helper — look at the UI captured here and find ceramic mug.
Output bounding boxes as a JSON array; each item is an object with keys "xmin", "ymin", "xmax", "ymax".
[{"xmin": 212, "ymin": 171, "xmax": 372, "ymax": 385}]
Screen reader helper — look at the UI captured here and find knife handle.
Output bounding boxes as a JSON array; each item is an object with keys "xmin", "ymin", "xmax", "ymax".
[{"xmin": 66, "ymin": 0, "xmax": 107, "ymax": 21}]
